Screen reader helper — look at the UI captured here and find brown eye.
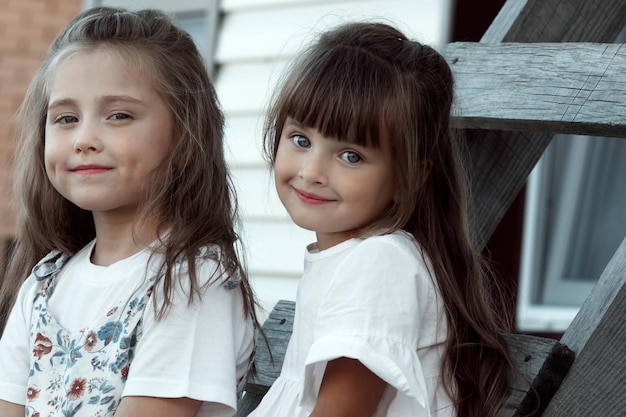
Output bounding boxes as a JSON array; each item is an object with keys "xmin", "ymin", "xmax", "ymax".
[
  {"xmin": 110, "ymin": 113, "xmax": 130, "ymax": 120},
  {"xmin": 57, "ymin": 115, "xmax": 78, "ymax": 124}
]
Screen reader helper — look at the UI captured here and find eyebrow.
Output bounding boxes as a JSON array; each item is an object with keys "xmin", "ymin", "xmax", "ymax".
[{"xmin": 47, "ymin": 95, "xmax": 145, "ymax": 111}]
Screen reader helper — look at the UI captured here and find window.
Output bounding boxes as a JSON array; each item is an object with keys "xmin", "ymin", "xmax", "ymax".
[
  {"xmin": 84, "ymin": 0, "xmax": 219, "ymax": 72},
  {"xmin": 518, "ymin": 134, "xmax": 626, "ymax": 331}
]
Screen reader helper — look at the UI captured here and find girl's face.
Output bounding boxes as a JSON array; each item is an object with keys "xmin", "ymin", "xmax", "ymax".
[
  {"xmin": 275, "ymin": 118, "xmax": 396, "ymax": 250},
  {"xmin": 44, "ymin": 49, "xmax": 173, "ymax": 226}
]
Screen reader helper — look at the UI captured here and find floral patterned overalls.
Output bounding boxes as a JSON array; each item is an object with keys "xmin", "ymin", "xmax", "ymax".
[{"xmin": 25, "ymin": 251, "xmax": 155, "ymax": 417}]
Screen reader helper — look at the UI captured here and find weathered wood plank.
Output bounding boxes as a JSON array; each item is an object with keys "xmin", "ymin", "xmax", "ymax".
[
  {"xmin": 461, "ymin": 0, "xmax": 626, "ymax": 249},
  {"xmin": 247, "ymin": 300, "xmax": 295, "ymax": 393},
  {"xmin": 542, "ymin": 237, "xmax": 626, "ymax": 416},
  {"xmin": 448, "ymin": 42, "xmax": 626, "ymax": 138},
  {"xmin": 500, "ymin": 334, "xmax": 574, "ymax": 417},
  {"xmin": 235, "ymin": 300, "xmax": 295, "ymax": 417},
  {"xmin": 482, "ymin": 0, "xmax": 626, "ymax": 43},
  {"xmin": 464, "ymin": 129, "xmax": 551, "ymax": 249},
  {"xmin": 235, "ymin": 391, "xmax": 263, "ymax": 417}
]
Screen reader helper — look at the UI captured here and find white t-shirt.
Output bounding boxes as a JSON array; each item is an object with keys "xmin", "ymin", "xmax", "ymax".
[
  {"xmin": 249, "ymin": 231, "xmax": 454, "ymax": 417},
  {"xmin": 0, "ymin": 240, "xmax": 255, "ymax": 417}
]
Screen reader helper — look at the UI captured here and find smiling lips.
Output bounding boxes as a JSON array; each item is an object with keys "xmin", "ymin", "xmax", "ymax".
[
  {"xmin": 70, "ymin": 165, "xmax": 111, "ymax": 174},
  {"xmin": 293, "ymin": 187, "xmax": 334, "ymax": 205}
]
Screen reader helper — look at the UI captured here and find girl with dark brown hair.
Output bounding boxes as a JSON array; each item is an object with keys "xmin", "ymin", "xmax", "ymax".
[{"xmin": 250, "ymin": 21, "xmax": 512, "ymax": 417}]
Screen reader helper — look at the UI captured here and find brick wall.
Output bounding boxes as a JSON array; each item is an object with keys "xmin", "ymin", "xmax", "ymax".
[{"xmin": 0, "ymin": 0, "xmax": 80, "ymax": 238}]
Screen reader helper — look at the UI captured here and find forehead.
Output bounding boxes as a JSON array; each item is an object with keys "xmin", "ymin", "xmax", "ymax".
[{"xmin": 48, "ymin": 47, "xmax": 158, "ymax": 103}]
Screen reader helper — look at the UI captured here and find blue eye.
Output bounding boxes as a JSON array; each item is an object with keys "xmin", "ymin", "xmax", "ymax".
[
  {"xmin": 292, "ymin": 135, "xmax": 310, "ymax": 148},
  {"xmin": 341, "ymin": 151, "xmax": 362, "ymax": 164}
]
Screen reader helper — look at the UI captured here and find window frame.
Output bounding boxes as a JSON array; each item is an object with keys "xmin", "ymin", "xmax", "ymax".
[
  {"xmin": 517, "ymin": 134, "xmax": 626, "ymax": 332},
  {"xmin": 82, "ymin": 0, "xmax": 220, "ymax": 75}
]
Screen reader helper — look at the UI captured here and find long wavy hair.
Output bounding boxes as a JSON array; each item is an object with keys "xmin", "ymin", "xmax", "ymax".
[
  {"xmin": 263, "ymin": 22, "xmax": 513, "ymax": 417},
  {"xmin": 0, "ymin": 7, "xmax": 259, "ymax": 330}
]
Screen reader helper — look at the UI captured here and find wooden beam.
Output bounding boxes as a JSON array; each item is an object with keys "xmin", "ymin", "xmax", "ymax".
[
  {"xmin": 246, "ymin": 300, "xmax": 294, "ymax": 394},
  {"xmin": 448, "ymin": 42, "xmax": 626, "ymax": 138},
  {"xmin": 464, "ymin": 129, "xmax": 550, "ymax": 248},
  {"xmin": 542, "ymin": 237, "xmax": 626, "ymax": 416},
  {"xmin": 458, "ymin": 0, "xmax": 626, "ymax": 249},
  {"xmin": 483, "ymin": 0, "xmax": 626, "ymax": 43},
  {"xmin": 500, "ymin": 334, "xmax": 574, "ymax": 417},
  {"xmin": 235, "ymin": 300, "xmax": 295, "ymax": 417}
]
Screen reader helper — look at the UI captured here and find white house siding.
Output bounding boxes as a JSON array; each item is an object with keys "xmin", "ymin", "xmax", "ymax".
[{"xmin": 216, "ymin": 0, "xmax": 453, "ymax": 319}]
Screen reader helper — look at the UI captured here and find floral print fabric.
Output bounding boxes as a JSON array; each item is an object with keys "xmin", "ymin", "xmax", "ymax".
[{"xmin": 25, "ymin": 251, "xmax": 154, "ymax": 417}]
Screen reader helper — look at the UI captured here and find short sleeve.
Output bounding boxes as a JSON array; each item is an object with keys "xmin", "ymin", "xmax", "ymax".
[
  {"xmin": 0, "ymin": 276, "xmax": 39, "ymax": 405},
  {"xmin": 122, "ymin": 257, "xmax": 255, "ymax": 413},
  {"xmin": 301, "ymin": 235, "xmax": 433, "ymax": 415}
]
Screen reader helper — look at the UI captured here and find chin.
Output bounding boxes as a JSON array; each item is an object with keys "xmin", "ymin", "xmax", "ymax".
[{"xmin": 289, "ymin": 218, "xmax": 321, "ymax": 233}]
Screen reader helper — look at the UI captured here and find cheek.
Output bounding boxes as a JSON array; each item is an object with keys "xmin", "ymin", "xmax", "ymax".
[
  {"xmin": 146, "ymin": 130, "xmax": 174, "ymax": 169},
  {"xmin": 42, "ymin": 135, "xmax": 56, "ymax": 170},
  {"xmin": 369, "ymin": 171, "xmax": 396, "ymax": 205},
  {"xmin": 148, "ymin": 146, "xmax": 172, "ymax": 171},
  {"xmin": 273, "ymin": 144, "xmax": 291, "ymax": 181},
  {"xmin": 273, "ymin": 163, "xmax": 288, "ymax": 190},
  {"xmin": 42, "ymin": 144, "xmax": 59, "ymax": 186}
]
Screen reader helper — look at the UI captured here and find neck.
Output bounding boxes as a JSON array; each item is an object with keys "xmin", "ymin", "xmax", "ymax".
[{"xmin": 91, "ymin": 213, "xmax": 161, "ymax": 266}]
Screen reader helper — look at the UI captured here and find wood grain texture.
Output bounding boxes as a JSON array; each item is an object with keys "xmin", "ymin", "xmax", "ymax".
[
  {"xmin": 464, "ymin": 129, "xmax": 551, "ymax": 249},
  {"xmin": 247, "ymin": 300, "xmax": 295, "ymax": 392},
  {"xmin": 501, "ymin": 334, "xmax": 574, "ymax": 417},
  {"xmin": 542, "ymin": 237, "xmax": 626, "ymax": 416},
  {"xmin": 482, "ymin": 0, "xmax": 626, "ymax": 43},
  {"xmin": 235, "ymin": 300, "xmax": 296, "ymax": 417},
  {"xmin": 235, "ymin": 392, "xmax": 264, "ymax": 417},
  {"xmin": 458, "ymin": 0, "xmax": 626, "ymax": 249},
  {"xmin": 448, "ymin": 42, "xmax": 626, "ymax": 138}
]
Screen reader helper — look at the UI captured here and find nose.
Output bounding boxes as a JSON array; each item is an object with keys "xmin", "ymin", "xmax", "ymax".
[
  {"xmin": 73, "ymin": 120, "xmax": 103, "ymax": 153},
  {"xmin": 298, "ymin": 150, "xmax": 328, "ymax": 185}
]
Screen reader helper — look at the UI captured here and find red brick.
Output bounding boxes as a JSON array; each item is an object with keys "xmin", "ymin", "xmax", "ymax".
[{"xmin": 0, "ymin": 0, "xmax": 81, "ymax": 238}]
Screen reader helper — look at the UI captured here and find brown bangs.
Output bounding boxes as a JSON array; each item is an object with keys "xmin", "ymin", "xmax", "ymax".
[{"xmin": 275, "ymin": 43, "xmax": 396, "ymax": 149}]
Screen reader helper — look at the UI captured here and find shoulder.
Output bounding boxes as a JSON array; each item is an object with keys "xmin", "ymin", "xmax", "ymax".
[
  {"xmin": 27, "ymin": 250, "xmax": 73, "ymax": 292},
  {"xmin": 12, "ymin": 274, "xmax": 41, "ymax": 314},
  {"xmin": 342, "ymin": 231, "xmax": 431, "ymax": 279},
  {"xmin": 192, "ymin": 246, "xmax": 242, "ymax": 290},
  {"xmin": 31, "ymin": 250, "xmax": 72, "ymax": 280},
  {"xmin": 357, "ymin": 230, "xmax": 421, "ymax": 254},
  {"xmin": 311, "ymin": 233, "xmax": 434, "ymax": 345},
  {"xmin": 151, "ymin": 245, "xmax": 240, "ymax": 291},
  {"xmin": 142, "ymin": 246, "xmax": 251, "ymax": 327},
  {"xmin": 7, "ymin": 250, "xmax": 71, "ymax": 322},
  {"xmin": 320, "ymin": 232, "xmax": 433, "ymax": 305}
]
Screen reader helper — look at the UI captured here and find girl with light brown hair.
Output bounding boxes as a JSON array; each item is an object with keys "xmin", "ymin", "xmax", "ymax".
[{"xmin": 0, "ymin": 7, "xmax": 258, "ymax": 417}]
